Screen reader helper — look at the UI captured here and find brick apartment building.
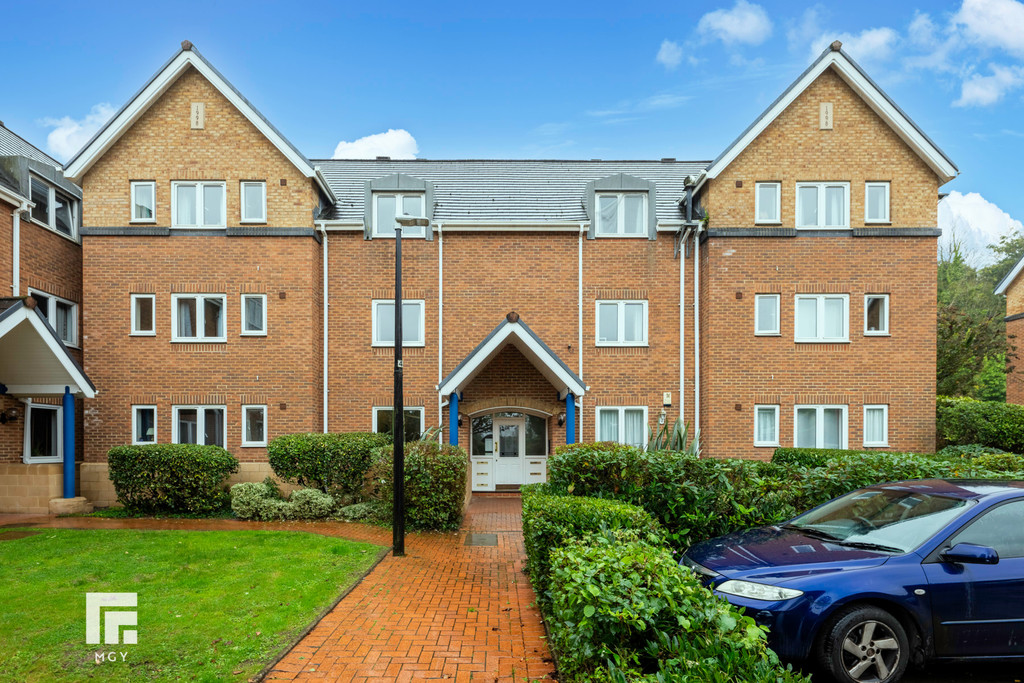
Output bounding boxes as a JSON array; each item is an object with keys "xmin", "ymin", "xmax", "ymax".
[{"xmin": 0, "ymin": 39, "xmax": 956, "ymax": 511}]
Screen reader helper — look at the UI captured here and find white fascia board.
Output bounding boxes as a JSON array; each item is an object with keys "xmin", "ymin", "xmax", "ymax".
[
  {"xmin": 996, "ymin": 257, "xmax": 1024, "ymax": 295},
  {"xmin": 317, "ymin": 220, "xmax": 364, "ymax": 231},
  {"xmin": 706, "ymin": 52, "xmax": 957, "ymax": 184},
  {"xmin": 437, "ymin": 325, "xmax": 515, "ymax": 396},
  {"xmin": 437, "ymin": 221, "xmax": 588, "ymax": 231},
  {"xmin": 0, "ymin": 185, "xmax": 29, "ymax": 209},
  {"xmin": 0, "ymin": 308, "xmax": 96, "ymax": 398}
]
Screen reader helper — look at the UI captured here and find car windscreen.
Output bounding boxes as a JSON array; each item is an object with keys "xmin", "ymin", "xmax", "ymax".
[{"xmin": 787, "ymin": 488, "xmax": 975, "ymax": 554}]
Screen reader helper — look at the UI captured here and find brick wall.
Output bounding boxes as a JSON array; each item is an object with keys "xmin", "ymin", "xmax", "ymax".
[{"xmin": 1007, "ymin": 317, "xmax": 1024, "ymax": 405}]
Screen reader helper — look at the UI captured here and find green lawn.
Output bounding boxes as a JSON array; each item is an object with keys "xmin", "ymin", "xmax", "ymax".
[{"xmin": 0, "ymin": 528, "xmax": 382, "ymax": 682}]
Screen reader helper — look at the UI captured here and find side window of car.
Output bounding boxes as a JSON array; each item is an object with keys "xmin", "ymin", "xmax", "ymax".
[{"xmin": 948, "ymin": 501, "xmax": 1024, "ymax": 559}]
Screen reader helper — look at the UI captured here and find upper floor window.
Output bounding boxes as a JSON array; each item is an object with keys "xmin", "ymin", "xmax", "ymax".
[
  {"xmin": 241, "ymin": 294, "xmax": 267, "ymax": 336},
  {"xmin": 30, "ymin": 176, "xmax": 77, "ymax": 238},
  {"xmin": 373, "ymin": 193, "xmax": 426, "ymax": 238},
  {"xmin": 130, "ymin": 294, "xmax": 155, "ymax": 335},
  {"xmin": 795, "ymin": 294, "xmax": 848, "ymax": 343},
  {"xmin": 131, "ymin": 181, "xmax": 156, "ymax": 223},
  {"xmin": 596, "ymin": 193, "xmax": 647, "ymax": 236},
  {"xmin": 865, "ymin": 182, "xmax": 890, "ymax": 223},
  {"xmin": 241, "ymin": 181, "xmax": 266, "ymax": 223},
  {"xmin": 596, "ymin": 300, "xmax": 647, "ymax": 346},
  {"xmin": 372, "ymin": 299, "xmax": 425, "ymax": 346},
  {"xmin": 596, "ymin": 406, "xmax": 648, "ymax": 448},
  {"xmin": 172, "ymin": 181, "xmax": 225, "ymax": 228},
  {"xmin": 754, "ymin": 294, "xmax": 780, "ymax": 335},
  {"xmin": 865, "ymin": 294, "xmax": 889, "ymax": 335},
  {"xmin": 30, "ymin": 288, "xmax": 77, "ymax": 347},
  {"xmin": 755, "ymin": 182, "xmax": 781, "ymax": 224},
  {"xmin": 172, "ymin": 293, "xmax": 226, "ymax": 342},
  {"xmin": 796, "ymin": 182, "xmax": 849, "ymax": 229}
]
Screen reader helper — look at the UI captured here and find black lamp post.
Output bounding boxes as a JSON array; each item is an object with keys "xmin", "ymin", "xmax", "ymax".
[{"xmin": 392, "ymin": 213, "xmax": 430, "ymax": 557}]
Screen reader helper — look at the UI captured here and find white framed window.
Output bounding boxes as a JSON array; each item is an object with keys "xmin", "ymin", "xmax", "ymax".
[
  {"xmin": 794, "ymin": 294, "xmax": 848, "ymax": 343},
  {"xmin": 240, "ymin": 294, "xmax": 267, "ymax": 336},
  {"xmin": 372, "ymin": 299, "xmax": 425, "ymax": 346},
  {"xmin": 172, "ymin": 405, "xmax": 226, "ymax": 447},
  {"xmin": 864, "ymin": 294, "xmax": 889, "ymax": 335},
  {"xmin": 132, "ymin": 405, "xmax": 157, "ymax": 444},
  {"xmin": 373, "ymin": 193, "xmax": 426, "ymax": 237},
  {"xmin": 755, "ymin": 182, "xmax": 781, "ymax": 224},
  {"xmin": 863, "ymin": 405, "xmax": 889, "ymax": 448},
  {"xmin": 240, "ymin": 181, "xmax": 267, "ymax": 223},
  {"xmin": 171, "ymin": 294, "xmax": 226, "ymax": 342},
  {"xmin": 754, "ymin": 405, "xmax": 780, "ymax": 447},
  {"xmin": 754, "ymin": 294, "xmax": 780, "ymax": 335},
  {"xmin": 29, "ymin": 288, "xmax": 78, "ymax": 347},
  {"xmin": 795, "ymin": 182, "xmax": 849, "ymax": 229},
  {"xmin": 595, "ymin": 300, "xmax": 648, "ymax": 346},
  {"xmin": 130, "ymin": 181, "xmax": 156, "ymax": 223},
  {"xmin": 130, "ymin": 294, "xmax": 155, "ymax": 336},
  {"xmin": 596, "ymin": 406, "xmax": 648, "ymax": 448},
  {"xmin": 242, "ymin": 405, "xmax": 267, "ymax": 447},
  {"xmin": 29, "ymin": 176, "xmax": 78, "ymax": 239},
  {"xmin": 171, "ymin": 181, "xmax": 226, "ymax": 228},
  {"xmin": 23, "ymin": 402, "xmax": 62, "ymax": 464},
  {"xmin": 372, "ymin": 406, "xmax": 425, "ymax": 442},
  {"xmin": 865, "ymin": 182, "xmax": 890, "ymax": 223},
  {"xmin": 595, "ymin": 193, "xmax": 647, "ymax": 236},
  {"xmin": 794, "ymin": 405, "xmax": 848, "ymax": 449}
]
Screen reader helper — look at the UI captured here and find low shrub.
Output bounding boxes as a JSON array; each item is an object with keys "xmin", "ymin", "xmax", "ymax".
[
  {"xmin": 267, "ymin": 432, "xmax": 391, "ymax": 501},
  {"xmin": 107, "ymin": 444, "xmax": 239, "ymax": 514},
  {"xmin": 771, "ymin": 447, "xmax": 908, "ymax": 467},
  {"xmin": 937, "ymin": 396, "xmax": 1024, "ymax": 452},
  {"xmin": 521, "ymin": 491, "xmax": 662, "ymax": 603},
  {"xmin": 230, "ymin": 482, "xmax": 336, "ymax": 520},
  {"xmin": 936, "ymin": 443, "xmax": 1008, "ymax": 459},
  {"xmin": 971, "ymin": 452, "xmax": 1024, "ymax": 473},
  {"xmin": 547, "ymin": 533, "xmax": 810, "ymax": 683},
  {"xmin": 338, "ymin": 502, "xmax": 379, "ymax": 521},
  {"xmin": 366, "ymin": 440, "xmax": 468, "ymax": 531}
]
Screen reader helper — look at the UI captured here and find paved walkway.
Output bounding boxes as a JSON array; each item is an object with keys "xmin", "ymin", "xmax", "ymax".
[{"xmin": 0, "ymin": 494, "xmax": 555, "ymax": 682}]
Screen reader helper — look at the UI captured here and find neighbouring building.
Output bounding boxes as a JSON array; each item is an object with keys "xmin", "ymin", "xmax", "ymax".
[
  {"xmin": 0, "ymin": 38, "xmax": 957, "ymax": 511},
  {"xmin": 995, "ymin": 259, "xmax": 1024, "ymax": 404}
]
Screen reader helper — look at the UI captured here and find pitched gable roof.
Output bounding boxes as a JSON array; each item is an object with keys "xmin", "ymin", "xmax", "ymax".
[
  {"xmin": 995, "ymin": 257, "xmax": 1024, "ymax": 296},
  {"xmin": 704, "ymin": 42, "xmax": 958, "ymax": 185},
  {"xmin": 63, "ymin": 42, "xmax": 335, "ymax": 202},
  {"xmin": 0, "ymin": 124, "xmax": 62, "ymax": 168}
]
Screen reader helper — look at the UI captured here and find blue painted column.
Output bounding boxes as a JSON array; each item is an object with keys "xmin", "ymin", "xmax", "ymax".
[
  {"xmin": 62, "ymin": 386, "xmax": 75, "ymax": 498},
  {"xmin": 565, "ymin": 392, "xmax": 576, "ymax": 444},
  {"xmin": 448, "ymin": 392, "xmax": 459, "ymax": 446}
]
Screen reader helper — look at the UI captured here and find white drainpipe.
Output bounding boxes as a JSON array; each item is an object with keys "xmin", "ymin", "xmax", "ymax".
[
  {"xmin": 693, "ymin": 225, "xmax": 702, "ymax": 435},
  {"xmin": 578, "ymin": 222, "xmax": 586, "ymax": 441},
  {"xmin": 11, "ymin": 201, "xmax": 28, "ymax": 296},
  {"xmin": 318, "ymin": 223, "xmax": 329, "ymax": 433},
  {"xmin": 437, "ymin": 222, "xmax": 444, "ymax": 428},
  {"xmin": 679, "ymin": 227, "xmax": 692, "ymax": 425}
]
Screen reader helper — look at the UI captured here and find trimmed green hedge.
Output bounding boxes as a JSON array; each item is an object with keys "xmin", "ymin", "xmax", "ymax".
[
  {"xmin": 771, "ymin": 447, "xmax": 911, "ymax": 467},
  {"xmin": 230, "ymin": 481, "xmax": 336, "ymax": 520},
  {"xmin": 108, "ymin": 444, "xmax": 238, "ymax": 514},
  {"xmin": 937, "ymin": 396, "xmax": 1024, "ymax": 452},
  {"xmin": 267, "ymin": 432, "xmax": 390, "ymax": 500},
  {"xmin": 521, "ymin": 489, "xmax": 662, "ymax": 604},
  {"xmin": 366, "ymin": 440, "xmax": 468, "ymax": 531},
  {"xmin": 548, "ymin": 533, "xmax": 810, "ymax": 683}
]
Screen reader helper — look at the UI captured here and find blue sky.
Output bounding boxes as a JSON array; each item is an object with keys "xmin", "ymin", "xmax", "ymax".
[{"xmin": 4, "ymin": 0, "xmax": 1024, "ymax": 259}]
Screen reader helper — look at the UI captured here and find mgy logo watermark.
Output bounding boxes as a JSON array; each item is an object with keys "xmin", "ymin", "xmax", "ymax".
[{"xmin": 86, "ymin": 592, "xmax": 137, "ymax": 663}]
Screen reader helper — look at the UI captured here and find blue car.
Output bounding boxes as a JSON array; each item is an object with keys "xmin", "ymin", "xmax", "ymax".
[{"xmin": 682, "ymin": 479, "xmax": 1024, "ymax": 683}]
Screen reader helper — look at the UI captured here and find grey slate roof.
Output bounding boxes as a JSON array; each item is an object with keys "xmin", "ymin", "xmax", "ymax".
[
  {"xmin": 0, "ymin": 124, "xmax": 62, "ymax": 168},
  {"xmin": 315, "ymin": 159, "xmax": 709, "ymax": 223}
]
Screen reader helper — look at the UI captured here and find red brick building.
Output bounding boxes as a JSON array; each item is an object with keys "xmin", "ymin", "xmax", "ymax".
[{"xmin": 1, "ymin": 39, "xmax": 958, "ymax": 510}]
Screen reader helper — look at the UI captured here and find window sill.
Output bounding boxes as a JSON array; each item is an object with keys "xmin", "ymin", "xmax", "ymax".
[
  {"xmin": 130, "ymin": 331, "xmax": 157, "ymax": 337},
  {"xmin": 371, "ymin": 342, "xmax": 426, "ymax": 348},
  {"xmin": 63, "ymin": 342, "xmax": 80, "ymax": 350},
  {"xmin": 132, "ymin": 440, "xmax": 157, "ymax": 446},
  {"xmin": 240, "ymin": 332, "xmax": 268, "ymax": 337},
  {"xmin": 371, "ymin": 233, "xmax": 428, "ymax": 240},
  {"xmin": 864, "ymin": 332, "xmax": 891, "ymax": 337},
  {"xmin": 754, "ymin": 221, "xmax": 782, "ymax": 226},
  {"xmin": 795, "ymin": 339, "xmax": 850, "ymax": 344},
  {"xmin": 23, "ymin": 457, "xmax": 62, "ymax": 465},
  {"xmin": 594, "ymin": 234, "xmax": 648, "ymax": 239},
  {"xmin": 862, "ymin": 443, "xmax": 889, "ymax": 448},
  {"xmin": 241, "ymin": 443, "xmax": 267, "ymax": 448},
  {"xmin": 129, "ymin": 219, "xmax": 157, "ymax": 225},
  {"xmin": 171, "ymin": 339, "xmax": 227, "ymax": 344},
  {"xmin": 170, "ymin": 226, "xmax": 226, "ymax": 230},
  {"xmin": 864, "ymin": 221, "xmax": 891, "ymax": 225},
  {"xmin": 754, "ymin": 443, "xmax": 780, "ymax": 448},
  {"xmin": 240, "ymin": 219, "xmax": 267, "ymax": 225},
  {"xmin": 754, "ymin": 332, "xmax": 781, "ymax": 337},
  {"xmin": 795, "ymin": 226, "xmax": 850, "ymax": 230},
  {"xmin": 596, "ymin": 342, "xmax": 650, "ymax": 348}
]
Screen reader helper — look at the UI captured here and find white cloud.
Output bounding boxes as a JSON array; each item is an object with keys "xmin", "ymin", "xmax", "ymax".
[
  {"xmin": 908, "ymin": 11, "xmax": 938, "ymax": 46},
  {"xmin": 40, "ymin": 103, "xmax": 115, "ymax": 162},
  {"xmin": 656, "ymin": 40, "xmax": 684, "ymax": 70},
  {"xmin": 940, "ymin": 191, "xmax": 1024, "ymax": 264},
  {"xmin": 954, "ymin": 0, "xmax": 1024, "ymax": 56},
  {"xmin": 697, "ymin": 0, "xmax": 773, "ymax": 47},
  {"xmin": 809, "ymin": 27, "xmax": 900, "ymax": 65},
  {"xmin": 587, "ymin": 93, "xmax": 690, "ymax": 118},
  {"xmin": 954, "ymin": 64, "xmax": 1024, "ymax": 106},
  {"xmin": 332, "ymin": 129, "xmax": 418, "ymax": 159}
]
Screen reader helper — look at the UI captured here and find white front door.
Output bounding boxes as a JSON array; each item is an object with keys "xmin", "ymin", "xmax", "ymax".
[{"xmin": 494, "ymin": 417, "xmax": 524, "ymax": 485}]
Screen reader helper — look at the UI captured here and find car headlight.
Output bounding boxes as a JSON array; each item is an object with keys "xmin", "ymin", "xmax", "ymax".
[{"xmin": 716, "ymin": 580, "xmax": 804, "ymax": 602}]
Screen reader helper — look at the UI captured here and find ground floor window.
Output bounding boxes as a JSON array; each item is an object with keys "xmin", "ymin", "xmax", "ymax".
[
  {"xmin": 794, "ymin": 405, "xmax": 847, "ymax": 449},
  {"xmin": 754, "ymin": 405, "xmax": 780, "ymax": 447},
  {"xmin": 172, "ymin": 405, "xmax": 225, "ymax": 447},
  {"xmin": 242, "ymin": 405, "xmax": 267, "ymax": 447},
  {"xmin": 596, "ymin": 406, "xmax": 647, "ymax": 448},
  {"xmin": 373, "ymin": 407, "xmax": 424, "ymax": 443},
  {"xmin": 24, "ymin": 402, "xmax": 62, "ymax": 463},
  {"xmin": 863, "ymin": 405, "xmax": 889, "ymax": 447},
  {"xmin": 470, "ymin": 412, "xmax": 547, "ymax": 456},
  {"xmin": 132, "ymin": 405, "xmax": 156, "ymax": 444}
]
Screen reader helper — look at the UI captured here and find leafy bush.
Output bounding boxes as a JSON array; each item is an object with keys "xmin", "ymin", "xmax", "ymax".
[
  {"xmin": 547, "ymin": 532, "xmax": 810, "ymax": 683},
  {"xmin": 937, "ymin": 396, "xmax": 1024, "ymax": 452},
  {"xmin": 230, "ymin": 482, "xmax": 336, "ymax": 520},
  {"xmin": 267, "ymin": 432, "xmax": 391, "ymax": 501},
  {"xmin": 936, "ymin": 443, "xmax": 1008, "ymax": 459},
  {"xmin": 366, "ymin": 440, "xmax": 468, "ymax": 531},
  {"xmin": 971, "ymin": 452, "xmax": 1024, "ymax": 472},
  {"xmin": 107, "ymin": 444, "xmax": 239, "ymax": 514},
  {"xmin": 771, "ymin": 447, "xmax": 906, "ymax": 467},
  {"xmin": 521, "ymin": 489, "xmax": 662, "ymax": 603}
]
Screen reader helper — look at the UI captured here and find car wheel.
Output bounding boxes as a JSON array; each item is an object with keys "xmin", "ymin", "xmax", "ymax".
[{"xmin": 818, "ymin": 605, "xmax": 909, "ymax": 683}]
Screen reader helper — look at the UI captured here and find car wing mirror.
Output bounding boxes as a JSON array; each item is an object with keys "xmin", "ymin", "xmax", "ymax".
[{"xmin": 941, "ymin": 542, "xmax": 999, "ymax": 565}]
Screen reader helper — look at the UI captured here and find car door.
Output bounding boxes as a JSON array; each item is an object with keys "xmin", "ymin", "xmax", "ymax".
[{"xmin": 922, "ymin": 499, "xmax": 1024, "ymax": 657}]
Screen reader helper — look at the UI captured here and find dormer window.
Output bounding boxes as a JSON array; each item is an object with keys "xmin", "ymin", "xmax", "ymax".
[
  {"xmin": 596, "ymin": 193, "xmax": 647, "ymax": 236},
  {"xmin": 29, "ymin": 176, "xmax": 77, "ymax": 239},
  {"xmin": 373, "ymin": 193, "xmax": 426, "ymax": 238}
]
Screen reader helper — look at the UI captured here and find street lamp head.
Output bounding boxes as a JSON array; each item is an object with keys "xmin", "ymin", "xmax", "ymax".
[{"xmin": 395, "ymin": 213, "xmax": 430, "ymax": 228}]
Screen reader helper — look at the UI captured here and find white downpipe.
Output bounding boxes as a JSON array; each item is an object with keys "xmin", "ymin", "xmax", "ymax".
[
  {"xmin": 679, "ymin": 228, "xmax": 691, "ymax": 426},
  {"xmin": 578, "ymin": 223, "xmax": 585, "ymax": 441},
  {"xmin": 437, "ymin": 222, "xmax": 444, "ymax": 428},
  {"xmin": 319, "ymin": 224, "xmax": 329, "ymax": 433},
  {"xmin": 693, "ymin": 226, "xmax": 702, "ymax": 435},
  {"xmin": 12, "ymin": 203, "xmax": 26, "ymax": 296}
]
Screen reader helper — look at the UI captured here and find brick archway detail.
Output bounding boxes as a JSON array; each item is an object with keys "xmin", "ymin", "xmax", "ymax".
[{"xmin": 461, "ymin": 396, "xmax": 561, "ymax": 417}]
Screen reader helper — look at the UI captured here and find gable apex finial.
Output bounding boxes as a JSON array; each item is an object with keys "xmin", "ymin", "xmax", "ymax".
[
  {"xmin": 181, "ymin": 40, "xmax": 193, "ymax": 51},
  {"xmin": 830, "ymin": 40, "xmax": 842, "ymax": 52}
]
